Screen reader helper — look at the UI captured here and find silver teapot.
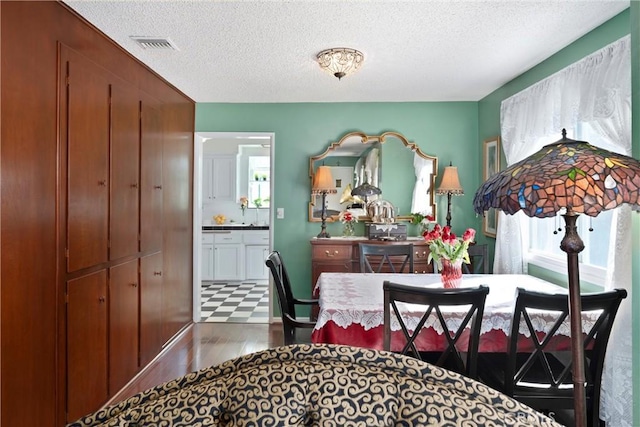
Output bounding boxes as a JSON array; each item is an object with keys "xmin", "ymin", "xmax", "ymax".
[{"xmin": 367, "ymin": 199, "xmax": 396, "ymax": 223}]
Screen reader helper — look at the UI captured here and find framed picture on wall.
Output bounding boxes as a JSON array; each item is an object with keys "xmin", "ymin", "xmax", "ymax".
[{"xmin": 482, "ymin": 136, "xmax": 501, "ymax": 238}]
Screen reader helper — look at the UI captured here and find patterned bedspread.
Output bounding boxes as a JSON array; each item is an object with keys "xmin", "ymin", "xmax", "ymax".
[{"xmin": 68, "ymin": 344, "xmax": 561, "ymax": 426}]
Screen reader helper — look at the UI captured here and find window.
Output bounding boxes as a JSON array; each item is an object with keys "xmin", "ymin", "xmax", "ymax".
[
  {"xmin": 248, "ymin": 156, "xmax": 270, "ymax": 208},
  {"xmin": 526, "ymin": 123, "xmax": 615, "ymax": 284}
]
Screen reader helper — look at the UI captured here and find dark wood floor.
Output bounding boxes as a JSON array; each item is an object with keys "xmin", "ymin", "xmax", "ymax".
[{"xmin": 108, "ymin": 322, "xmax": 283, "ymax": 405}]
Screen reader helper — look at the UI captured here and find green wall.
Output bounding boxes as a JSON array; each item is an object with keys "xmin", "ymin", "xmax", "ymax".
[{"xmin": 196, "ymin": 102, "xmax": 479, "ymax": 302}]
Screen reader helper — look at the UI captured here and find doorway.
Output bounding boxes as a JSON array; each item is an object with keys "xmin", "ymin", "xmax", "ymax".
[{"xmin": 193, "ymin": 132, "xmax": 274, "ymax": 324}]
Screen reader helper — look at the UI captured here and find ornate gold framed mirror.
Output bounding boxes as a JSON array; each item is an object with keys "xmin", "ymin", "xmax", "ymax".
[{"xmin": 309, "ymin": 131, "xmax": 438, "ymax": 223}]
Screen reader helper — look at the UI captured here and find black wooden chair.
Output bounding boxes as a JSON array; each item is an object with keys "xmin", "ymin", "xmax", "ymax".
[
  {"xmin": 265, "ymin": 251, "xmax": 318, "ymax": 345},
  {"xmin": 359, "ymin": 243, "xmax": 414, "ymax": 273},
  {"xmin": 477, "ymin": 288, "xmax": 627, "ymax": 427},
  {"xmin": 462, "ymin": 244, "xmax": 489, "ymax": 274},
  {"xmin": 383, "ymin": 281, "xmax": 489, "ymax": 379}
]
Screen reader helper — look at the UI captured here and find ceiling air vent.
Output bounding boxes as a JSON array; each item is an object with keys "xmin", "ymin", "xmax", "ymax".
[{"xmin": 130, "ymin": 36, "xmax": 178, "ymax": 51}]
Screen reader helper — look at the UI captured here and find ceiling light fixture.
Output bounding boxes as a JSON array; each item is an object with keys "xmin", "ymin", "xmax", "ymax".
[{"xmin": 317, "ymin": 48, "xmax": 364, "ymax": 80}]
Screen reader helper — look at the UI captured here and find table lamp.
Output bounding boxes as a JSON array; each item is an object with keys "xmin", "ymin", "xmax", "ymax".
[
  {"xmin": 313, "ymin": 166, "xmax": 335, "ymax": 238},
  {"xmin": 351, "ymin": 182, "xmax": 382, "ymax": 204},
  {"xmin": 473, "ymin": 129, "xmax": 640, "ymax": 427},
  {"xmin": 436, "ymin": 162, "xmax": 464, "ymax": 227}
]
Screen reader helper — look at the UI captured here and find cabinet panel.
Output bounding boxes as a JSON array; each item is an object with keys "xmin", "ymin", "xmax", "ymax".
[
  {"xmin": 245, "ymin": 245, "xmax": 269, "ymax": 280},
  {"xmin": 67, "ymin": 270, "xmax": 108, "ymax": 422},
  {"xmin": 201, "ymin": 243, "xmax": 214, "ymax": 281},
  {"xmin": 213, "ymin": 244, "xmax": 243, "ymax": 281},
  {"xmin": 65, "ymin": 49, "xmax": 110, "ymax": 272},
  {"xmin": 140, "ymin": 97, "xmax": 163, "ymax": 253},
  {"xmin": 140, "ymin": 252, "xmax": 163, "ymax": 366},
  {"xmin": 203, "ymin": 155, "xmax": 236, "ymax": 203},
  {"xmin": 108, "ymin": 260, "xmax": 139, "ymax": 394},
  {"xmin": 110, "ymin": 81, "xmax": 140, "ymax": 260}
]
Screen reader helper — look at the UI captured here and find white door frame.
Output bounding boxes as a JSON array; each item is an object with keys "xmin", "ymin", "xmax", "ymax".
[{"xmin": 192, "ymin": 131, "xmax": 275, "ymax": 323}]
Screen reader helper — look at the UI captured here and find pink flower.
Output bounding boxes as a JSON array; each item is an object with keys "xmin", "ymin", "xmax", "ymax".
[{"xmin": 463, "ymin": 228, "xmax": 476, "ymax": 242}]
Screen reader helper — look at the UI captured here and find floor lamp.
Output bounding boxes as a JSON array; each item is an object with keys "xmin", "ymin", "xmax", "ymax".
[
  {"xmin": 436, "ymin": 162, "xmax": 464, "ymax": 228},
  {"xmin": 473, "ymin": 130, "xmax": 640, "ymax": 427},
  {"xmin": 313, "ymin": 166, "xmax": 335, "ymax": 238}
]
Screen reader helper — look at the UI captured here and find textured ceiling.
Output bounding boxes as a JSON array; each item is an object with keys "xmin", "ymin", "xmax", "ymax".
[{"xmin": 63, "ymin": 0, "xmax": 629, "ymax": 103}]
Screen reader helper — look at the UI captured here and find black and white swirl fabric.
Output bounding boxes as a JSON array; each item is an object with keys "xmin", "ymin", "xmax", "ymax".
[{"xmin": 68, "ymin": 344, "xmax": 560, "ymax": 426}]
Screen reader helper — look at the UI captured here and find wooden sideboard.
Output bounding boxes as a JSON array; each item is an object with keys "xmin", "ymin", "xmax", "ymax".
[{"xmin": 310, "ymin": 238, "xmax": 433, "ymax": 319}]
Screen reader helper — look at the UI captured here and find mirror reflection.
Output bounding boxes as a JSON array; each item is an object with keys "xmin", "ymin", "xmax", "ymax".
[{"xmin": 309, "ymin": 132, "xmax": 438, "ymax": 223}]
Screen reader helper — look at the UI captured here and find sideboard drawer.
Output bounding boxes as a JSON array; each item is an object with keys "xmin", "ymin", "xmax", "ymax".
[{"xmin": 312, "ymin": 244, "xmax": 352, "ymax": 261}]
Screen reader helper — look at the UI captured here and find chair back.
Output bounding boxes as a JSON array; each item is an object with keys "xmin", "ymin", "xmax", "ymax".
[
  {"xmin": 266, "ymin": 251, "xmax": 296, "ymax": 316},
  {"xmin": 359, "ymin": 243, "xmax": 414, "ymax": 273},
  {"xmin": 505, "ymin": 288, "xmax": 627, "ymax": 425},
  {"xmin": 265, "ymin": 251, "xmax": 299, "ymax": 344},
  {"xmin": 383, "ymin": 281, "xmax": 489, "ymax": 379},
  {"xmin": 462, "ymin": 244, "xmax": 489, "ymax": 274}
]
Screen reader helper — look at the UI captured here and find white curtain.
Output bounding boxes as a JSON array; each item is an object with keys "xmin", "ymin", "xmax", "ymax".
[
  {"xmin": 498, "ymin": 35, "xmax": 632, "ymax": 425},
  {"xmin": 411, "ymin": 153, "xmax": 434, "ymax": 216}
]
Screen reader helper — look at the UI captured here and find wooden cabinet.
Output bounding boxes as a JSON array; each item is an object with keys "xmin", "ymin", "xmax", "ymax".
[
  {"xmin": 310, "ymin": 238, "xmax": 433, "ymax": 319},
  {"xmin": 0, "ymin": 3, "xmax": 194, "ymax": 425},
  {"xmin": 66, "ymin": 270, "xmax": 108, "ymax": 422},
  {"xmin": 108, "ymin": 260, "xmax": 140, "ymax": 394},
  {"xmin": 140, "ymin": 96, "xmax": 164, "ymax": 253},
  {"xmin": 203, "ymin": 155, "xmax": 236, "ymax": 203},
  {"xmin": 109, "ymin": 81, "xmax": 140, "ymax": 260},
  {"xmin": 140, "ymin": 252, "xmax": 164, "ymax": 367},
  {"xmin": 65, "ymin": 47, "xmax": 110, "ymax": 272}
]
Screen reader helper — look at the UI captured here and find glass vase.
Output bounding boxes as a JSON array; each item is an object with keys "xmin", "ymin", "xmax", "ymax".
[
  {"xmin": 342, "ymin": 222, "xmax": 355, "ymax": 237},
  {"xmin": 440, "ymin": 259, "xmax": 463, "ymax": 288}
]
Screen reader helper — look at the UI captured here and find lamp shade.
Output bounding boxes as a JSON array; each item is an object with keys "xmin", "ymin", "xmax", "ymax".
[
  {"xmin": 473, "ymin": 131, "xmax": 640, "ymax": 217},
  {"xmin": 313, "ymin": 166, "xmax": 334, "ymax": 191},
  {"xmin": 351, "ymin": 182, "xmax": 381, "ymax": 198},
  {"xmin": 436, "ymin": 165, "xmax": 464, "ymax": 195}
]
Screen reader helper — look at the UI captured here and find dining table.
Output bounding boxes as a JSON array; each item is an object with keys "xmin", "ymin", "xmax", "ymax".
[{"xmin": 311, "ymin": 272, "xmax": 598, "ymax": 353}]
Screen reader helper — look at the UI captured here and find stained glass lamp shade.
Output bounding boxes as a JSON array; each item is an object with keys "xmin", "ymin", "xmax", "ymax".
[{"xmin": 473, "ymin": 129, "xmax": 640, "ymax": 427}]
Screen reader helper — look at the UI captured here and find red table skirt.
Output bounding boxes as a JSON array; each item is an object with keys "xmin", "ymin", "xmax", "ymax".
[{"xmin": 311, "ymin": 320, "xmax": 575, "ymax": 353}]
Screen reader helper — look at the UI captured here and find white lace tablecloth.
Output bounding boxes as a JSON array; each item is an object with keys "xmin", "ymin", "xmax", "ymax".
[{"xmin": 314, "ymin": 273, "xmax": 598, "ymax": 338}]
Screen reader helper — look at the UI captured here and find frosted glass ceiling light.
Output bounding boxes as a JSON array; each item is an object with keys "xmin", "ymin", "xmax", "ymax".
[{"xmin": 317, "ymin": 48, "xmax": 364, "ymax": 80}]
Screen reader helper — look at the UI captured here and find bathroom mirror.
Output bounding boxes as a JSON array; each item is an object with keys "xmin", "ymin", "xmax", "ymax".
[{"xmin": 309, "ymin": 131, "xmax": 438, "ymax": 223}]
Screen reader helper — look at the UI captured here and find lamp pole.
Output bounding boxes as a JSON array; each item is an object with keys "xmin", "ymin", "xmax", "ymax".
[
  {"xmin": 445, "ymin": 192, "xmax": 453, "ymax": 228},
  {"xmin": 560, "ymin": 210, "xmax": 587, "ymax": 426},
  {"xmin": 317, "ymin": 191, "xmax": 330, "ymax": 238}
]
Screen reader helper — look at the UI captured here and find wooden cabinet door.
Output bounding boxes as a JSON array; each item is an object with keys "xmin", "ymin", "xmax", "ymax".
[
  {"xmin": 64, "ymin": 47, "xmax": 109, "ymax": 272},
  {"xmin": 67, "ymin": 270, "xmax": 108, "ymax": 422},
  {"xmin": 110, "ymin": 81, "xmax": 140, "ymax": 260},
  {"xmin": 109, "ymin": 260, "xmax": 139, "ymax": 394},
  {"xmin": 140, "ymin": 97, "xmax": 163, "ymax": 253},
  {"xmin": 140, "ymin": 252, "xmax": 163, "ymax": 366}
]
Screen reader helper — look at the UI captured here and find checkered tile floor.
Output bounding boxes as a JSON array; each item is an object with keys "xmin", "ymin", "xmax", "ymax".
[{"xmin": 200, "ymin": 281, "xmax": 269, "ymax": 323}]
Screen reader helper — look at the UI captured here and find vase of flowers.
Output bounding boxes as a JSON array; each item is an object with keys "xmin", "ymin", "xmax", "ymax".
[
  {"xmin": 338, "ymin": 210, "xmax": 358, "ymax": 237},
  {"xmin": 239, "ymin": 196, "xmax": 248, "ymax": 223},
  {"xmin": 423, "ymin": 224, "xmax": 476, "ymax": 288}
]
